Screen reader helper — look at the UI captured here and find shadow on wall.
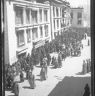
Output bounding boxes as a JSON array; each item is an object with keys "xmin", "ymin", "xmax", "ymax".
[{"xmin": 48, "ymin": 76, "xmax": 91, "ymax": 96}]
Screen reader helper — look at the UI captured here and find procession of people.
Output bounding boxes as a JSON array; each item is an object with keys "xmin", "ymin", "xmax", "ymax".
[{"xmin": 5, "ymin": 28, "xmax": 91, "ymax": 96}]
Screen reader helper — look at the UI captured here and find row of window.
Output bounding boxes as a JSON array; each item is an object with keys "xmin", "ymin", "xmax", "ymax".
[
  {"xmin": 17, "ymin": 25, "xmax": 49, "ymax": 47},
  {"xmin": 53, "ymin": 6, "xmax": 62, "ymax": 17},
  {"xmin": 70, "ymin": 12, "xmax": 82, "ymax": 19},
  {"xmin": 15, "ymin": 6, "xmax": 48, "ymax": 26},
  {"xmin": 53, "ymin": 19, "xmax": 67, "ymax": 30}
]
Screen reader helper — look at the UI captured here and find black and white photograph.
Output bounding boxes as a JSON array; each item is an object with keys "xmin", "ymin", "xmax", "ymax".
[{"xmin": 2, "ymin": 0, "xmax": 91, "ymax": 96}]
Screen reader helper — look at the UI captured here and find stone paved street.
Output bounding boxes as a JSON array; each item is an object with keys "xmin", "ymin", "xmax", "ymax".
[{"xmin": 5, "ymin": 37, "xmax": 91, "ymax": 96}]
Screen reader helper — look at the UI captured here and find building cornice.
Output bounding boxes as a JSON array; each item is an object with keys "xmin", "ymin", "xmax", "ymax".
[{"xmin": 7, "ymin": 0, "xmax": 50, "ymax": 8}]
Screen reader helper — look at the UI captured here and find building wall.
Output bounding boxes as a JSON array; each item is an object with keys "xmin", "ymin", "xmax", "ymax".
[
  {"xmin": 51, "ymin": 5, "xmax": 71, "ymax": 39},
  {"xmin": 71, "ymin": 8, "xmax": 84, "ymax": 28},
  {"xmin": 5, "ymin": 0, "xmax": 51, "ymax": 65}
]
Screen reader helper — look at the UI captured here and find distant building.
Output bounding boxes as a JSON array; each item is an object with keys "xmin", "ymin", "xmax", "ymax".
[{"xmin": 70, "ymin": 7, "xmax": 84, "ymax": 28}]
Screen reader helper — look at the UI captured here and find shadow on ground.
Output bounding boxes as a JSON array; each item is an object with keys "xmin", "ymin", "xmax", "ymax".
[
  {"xmin": 23, "ymin": 86, "xmax": 31, "ymax": 89},
  {"xmin": 48, "ymin": 76, "xmax": 91, "ymax": 96}
]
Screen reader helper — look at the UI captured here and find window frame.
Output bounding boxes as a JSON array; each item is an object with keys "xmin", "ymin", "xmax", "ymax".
[
  {"xmin": 31, "ymin": 10, "xmax": 38, "ymax": 24},
  {"xmin": 77, "ymin": 19, "xmax": 82, "ymax": 25},
  {"xmin": 17, "ymin": 30, "xmax": 25, "ymax": 47},
  {"xmin": 40, "ymin": 26, "xmax": 43, "ymax": 38},
  {"xmin": 44, "ymin": 25, "xmax": 48, "ymax": 37},
  {"xmin": 32, "ymin": 27, "xmax": 38, "ymax": 40},
  {"xmin": 77, "ymin": 12, "xmax": 82, "ymax": 19},
  {"xmin": 39, "ymin": 9, "xmax": 42, "ymax": 22},
  {"xmin": 44, "ymin": 9, "xmax": 48, "ymax": 22},
  {"xmin": 26, "ymin": 8, "xmax": 30, "ymax": 24},
  {"xmin": 15, "ymin": 6, "xmax": 23, "ymax": 26},
  {"xmin": 26, "ymin": 29, "xmax": 31, "ymax": 43}
]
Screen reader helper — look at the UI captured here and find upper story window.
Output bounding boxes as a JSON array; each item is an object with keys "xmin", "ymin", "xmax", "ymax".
[
  {"xmin": 44, "ymin": 9, "xmax": 48, "ymax": 22},
  {"xmin": 62, "ymin": 9, "xmax": 65, "ymax": 18},
  {"xmin": 60, "ymin": 8, "xmax": 62, "ymax": 17},
  {"xmin": 39, "ymin": 9, "xmax": 42, "ymax": 22},
  {"xmin": 77, "ymin": 12, "xmax": 82, "ymax": 19},
  {"xmin": 32, "ymin": 28, "xmax": 38, "ymax": 40},
  {"xmin": 53, "ymin": 20, "xmax": 55, "ymax": 30},
  {"xmin": 70, "ymin": 12, "xmax": 73, "ymax": 19},
  {"xmin": 26, "ymin": 9, "xmax": 30, "ymax": 24},
  {"xmin": 54, "ymin": 20, "xmax": 55, "ymax": 30},
  {"xmin": 15, "ymin": 7, "xmax": 23, "ymax": 25},
  {"xmin": 77, "ymin": 20, "xmax": 82, "ymax": 25},
  {"xmin": 31, "ymin": 10, "xmax": 38, "ymax": 24},
  {"xmin": 56, "ymin": 7, "xmax": 59, "ymax": 17},
  {"xmin": 53, "ymin": 6, "xmax": 55, "ymax": 17},
  {"xmin": 26, "ymin": 29, "xmax": 31, "ymax": 43},
  {"xmin": 40, "ymin": 26, "xmax": 43, "ymax": 38},
  {"xmin": 57, "ymin": 20, "xmax": 59, "ymax": 28},
  {"xmin": 17, "ymin": 30, "xmax": 25, "ymax": 47},
  {"xmin": 44, "ymin": 25, "xmax": 48, "ymax": 37}
]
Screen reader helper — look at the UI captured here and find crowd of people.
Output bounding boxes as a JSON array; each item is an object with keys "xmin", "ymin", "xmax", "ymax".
[{"xmin": 5, "ymin": 27, "xmax": 90, "ymax": 96}]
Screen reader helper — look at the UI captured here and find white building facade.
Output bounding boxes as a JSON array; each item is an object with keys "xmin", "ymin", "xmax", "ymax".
[{"xmin": 4, "ymin": 0, "xmax": 51, "ymax": 65}]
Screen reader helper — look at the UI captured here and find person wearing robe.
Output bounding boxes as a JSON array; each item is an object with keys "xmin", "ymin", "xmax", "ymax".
[
  {"xmin": 40, "ymin": 59, "xmax": 47, "ymax": 81},
  {"xmin": 13, "ymin": 70, "xmax": 20, "ymax": 96},
  {"xmin": 20, "ymin": 70, "xmax": 24, "ymax": 82},
  {"xmin": 82, "ymin": 60, "xmax": 87, "ymax": 74},
  {"xmin": 46, "ymin": 53, "xmax": 51, "ymax": 66},
  {"xmin": 54, "ymin": 57, "xmax": 58, "ymax": 68},
  {"xmin": 83, "ymin": 84, "xmax": 90, "ymax": 96},
  {"xmin": 43, "ymin": 58, "xmax": 48, "ymax": 78},
  {"xmin": 28, "ymin": 69, "xmax": 36, "ymax": 89},
  {"xmin": 58, "ymin": 53, "xmax": 62, "ymax": 68}
]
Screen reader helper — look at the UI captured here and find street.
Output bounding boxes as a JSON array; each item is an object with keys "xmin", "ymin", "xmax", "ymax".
[{"xmin": 5, "ymin": 37, "xmax": 91, "ymax": 96}]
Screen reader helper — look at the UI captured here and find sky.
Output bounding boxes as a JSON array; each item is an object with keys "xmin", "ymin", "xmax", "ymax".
[{"xmin": 66, "ymin": 0, "xmax": 90, "ymax": 8}]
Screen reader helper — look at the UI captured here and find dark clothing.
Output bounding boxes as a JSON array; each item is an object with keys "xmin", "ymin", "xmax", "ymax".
[
  {"xmin": 83, "ymin": 84, "xmax": 90, "ymax": 96},
  {"xmin": 40, "ymin": 67, "xmax": 46, "ymax": 81},
  {"xmin": 20, "ymin": 72, "xmax": 24, "ymax": 82},
  {"xmin": 13, "ymin": 82, "xmax": 19, "ymax": 96},
  {"xmin": 28, "ymin": 72, "xmax": 35, "ymax": 89}
]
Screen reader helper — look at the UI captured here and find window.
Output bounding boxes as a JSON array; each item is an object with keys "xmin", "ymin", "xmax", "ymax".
[
  {"xmin": 39, "ymin": 9, "xmax": 42, "ymax": 22},
  {"xmin": 15, "ymin": 7, "xmax": 23, "ymax": 25},
  {"xmin": 44, "ymin": 9, "xmax": 48, "ymax": 22},
  {"xmin": 57, "ymin": 20, "xmax": 59, "ymax": 28},
  {"xmin": 54, "ymin": 20, "xmax": 55, "ymax": 30},
  {"xmin": 40, "ymin": 26, "xmax": 43, "ymax": 38},
  {"xmin": 31, "ymin": 10, "xmax": 38, "ymax": 24},
  {"xmin": 32, "ymin": 28, "xmax": 38, "ymax": 40},
  {"xmin": 62, "ymin": 9, "xmax": 65, "ymax": 18},
  {"xmin": 56, "ymin": 7, "xmax": 59, "ymax": 17},
  {"xmin": 53, "ymin": 6, "xmax": 55, "ymax": 17},
  {"xmin": 77, "ymin": 20, "xmax": 82, "ymax": 25},
  {"xmin": 17, "ymin": 30, "xmax": 25, "ymax": 46},
  {"xmin": 26, "ymin": 9, "xmax": 30, "ymax": 24},
  {"xmin": 70, "ymin": 12, "xmax": 73, "ymax": 19},
  {"xmin": 60, "ymin": 8, "xmax": 61, "ymax": 16},
  {"xmin": 26, "ymin": 29, "xmax": 31, "ymax": 43},
  {"xmin": 44, "ymin": 25, "xmax": 48, "ymax": 37},
  {"xmin": 77, "ymin": 12, "xmax": 82, "ymax": 19}
]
